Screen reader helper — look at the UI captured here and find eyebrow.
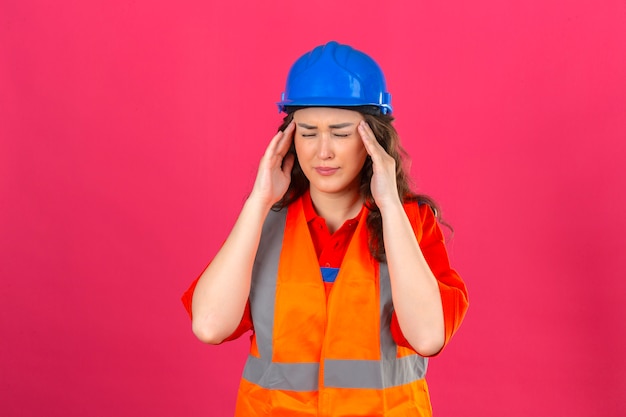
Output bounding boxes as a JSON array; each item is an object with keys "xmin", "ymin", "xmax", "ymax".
[{"xmin": 296, "ymin": 122, "xmax": 355, "ymax": 129}]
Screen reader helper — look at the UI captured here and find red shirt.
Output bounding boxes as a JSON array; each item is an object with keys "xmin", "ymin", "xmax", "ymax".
[{"xmin": 301, "ymin": 190, "xmax": 361, "ymax": 300}]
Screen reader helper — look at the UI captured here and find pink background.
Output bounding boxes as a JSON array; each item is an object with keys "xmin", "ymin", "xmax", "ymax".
[{"xmin": 2, "ymin": 1, "xmax": 625, "ymax": 416}]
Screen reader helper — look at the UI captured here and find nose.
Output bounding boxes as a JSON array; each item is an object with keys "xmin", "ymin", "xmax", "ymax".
[{"xmin": 317, "ymin": 134, "xmax": 334, "ymax": 160}]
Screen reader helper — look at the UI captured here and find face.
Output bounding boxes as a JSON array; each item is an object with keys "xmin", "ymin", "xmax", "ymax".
[{"xmin": 293, "ymin": 107, "xmax": 367, "ymax": 197}]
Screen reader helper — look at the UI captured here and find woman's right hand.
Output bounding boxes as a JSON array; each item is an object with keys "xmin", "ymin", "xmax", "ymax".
[{"xmin": 248, "ymin": 121, "xmax": 296, "ymax": 209}]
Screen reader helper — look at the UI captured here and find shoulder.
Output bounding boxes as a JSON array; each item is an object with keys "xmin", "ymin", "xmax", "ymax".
[
  {"xmin": 402, "ymin": 198, "xmax": 436, "ymax": 224},
  {"xmin": 402, "ymin": 198, "xmax": 440, "ymax": 244}
]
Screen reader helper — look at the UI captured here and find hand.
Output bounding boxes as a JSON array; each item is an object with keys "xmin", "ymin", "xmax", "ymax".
[
  {"xmin": 249, "ymin": 121, "xmax": 296, "ymax": 209},
  {"xmin": 358, "ymin": 120, "xmax": 401, "ymax": 210}
]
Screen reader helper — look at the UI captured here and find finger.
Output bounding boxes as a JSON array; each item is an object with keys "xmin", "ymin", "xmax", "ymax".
[
  {"xmin": 358, "ymin": 121, "xmax": 385, "ymax": 158},
  {"xmin": 264, "ymin": 129, "xmax": 287, "ymax": 159},
  {"xmin": 264, "ymin": 121, "xmax": 294, "ymax": 160},
  {"xmin": 275, "ymin": 121, "xmax": 295, "ymax": 157}
]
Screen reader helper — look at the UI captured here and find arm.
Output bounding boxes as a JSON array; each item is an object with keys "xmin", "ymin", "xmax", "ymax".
[
  {"xmin": 415, "ymin": 205, "xmax": 468, "ymax": 351},
  {"xmin": 389, "ymin": 204, "xmax": 469, "ymax": 356},
  {"xmin": 190, "ymin": 122, "xmax": 295, "ymax": 344},
  {"xmin": 358, "ymin": 121, "xmax": 468, "ymax": 357},
  {"xmin": 380, "ymin": 200, "xmax": 446, "ymax": 357}
]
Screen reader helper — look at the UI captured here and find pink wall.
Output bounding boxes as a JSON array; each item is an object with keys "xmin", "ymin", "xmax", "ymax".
[{"xmin": 2, "ymin": 1, "xmax": 625, "ymax": 416}]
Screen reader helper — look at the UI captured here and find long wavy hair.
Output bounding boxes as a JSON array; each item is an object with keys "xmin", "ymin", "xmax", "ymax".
[{"xmin": 273, "ymin": 107, "xmax": 446, "ymax": 263}]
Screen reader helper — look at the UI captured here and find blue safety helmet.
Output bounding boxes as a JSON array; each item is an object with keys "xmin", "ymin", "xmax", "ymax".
[{"xmin": 277, "ymin": 41, "xmax": 392, "ymax": 114}]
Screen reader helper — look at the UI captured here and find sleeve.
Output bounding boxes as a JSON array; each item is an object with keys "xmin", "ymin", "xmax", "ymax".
[
  {"xmin": 181, "ymin": 266, "xmax": 254, "ymax": 343},
  {"xmin": 390, "ymin": 202, "xmax": 469, "ymax": 354}
]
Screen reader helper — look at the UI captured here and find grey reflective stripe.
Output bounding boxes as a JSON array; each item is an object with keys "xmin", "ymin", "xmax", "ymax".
[
  {"xmin": 249, "ymin": 209, "xmax": 286, "ymax": 359},
  {"xmin": 324, "ymin": 355, "xmax": 427, "ymax": 389},
  {"xmin": 379, "ymin": 263, "xmax": 397, "ymax": 361},
  {"xmin": 376, "ymin": 263, "xmax": 428, "ymax": 385},
  {"xmin": 243, "ymin": 207, "xmax": 427, "ymax": 392},
  {"xmin": 243, "ymin": 355, "xmax": 319, "ymax": 391},
  {"xmin": 245, "ymin": 208, "xmax": 319, "ymax": 391}
]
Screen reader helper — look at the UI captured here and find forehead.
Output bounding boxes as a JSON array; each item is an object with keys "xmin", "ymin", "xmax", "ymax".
[{"xmin": 293, "ymin": 107, "xmax": 364, "ymax": 125}]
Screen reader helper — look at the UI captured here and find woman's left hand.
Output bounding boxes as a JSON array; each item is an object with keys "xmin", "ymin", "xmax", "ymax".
[{"xmin": 358, "ymin": 120, "xmax": 401, "ymax": 210}]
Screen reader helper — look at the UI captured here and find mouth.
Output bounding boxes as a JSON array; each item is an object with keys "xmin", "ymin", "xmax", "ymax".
[{"xmin": 315, "ymin": 167, "xmax": 339, "ymax": 176}]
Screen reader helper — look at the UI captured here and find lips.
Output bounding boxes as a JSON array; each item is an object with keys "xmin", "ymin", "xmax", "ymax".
[{"xmin": 315, "ymin": 167, "xmax": 339, "ymax": 176}]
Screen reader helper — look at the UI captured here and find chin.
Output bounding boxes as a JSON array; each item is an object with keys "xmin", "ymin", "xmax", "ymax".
[{"xmin": 310, "ymin": 181, "xmax": 360, "ymax": 196}]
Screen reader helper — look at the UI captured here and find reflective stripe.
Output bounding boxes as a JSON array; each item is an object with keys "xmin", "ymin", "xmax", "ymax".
[
  {"xmin": 244, "ymin": 207, "xmax": 427, "ymax": 392},
  {"xmin": 324, "ymin": 355, "xmax": 427, "ymax": 389},
  {"xmin": 379, "ymin": 262, "xmax": 429, "ymax": 372},
  {"xmin": 249, "ymin": 209, "xmax": 286, "ymax": 359},
  {"xmin": 379, "ymin": 263, "xmax": 397, "ymax": 361},
  {"xmin": 243, "ymin": 355, "xmax": 319, "ymax": 391},
  {"xmin": 243, "ymin": 355, "xmax": 424, "ymax": 391}
]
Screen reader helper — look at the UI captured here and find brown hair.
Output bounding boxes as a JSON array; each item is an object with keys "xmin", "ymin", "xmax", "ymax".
[{"xmin": 273, "ymin": 109, "xmax": 446, "ymax": 263}]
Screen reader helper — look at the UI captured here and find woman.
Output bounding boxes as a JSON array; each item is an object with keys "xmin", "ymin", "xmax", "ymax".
[{"xmin": 182, "ymin": 41, "xmax": 469, "ymax": 417}]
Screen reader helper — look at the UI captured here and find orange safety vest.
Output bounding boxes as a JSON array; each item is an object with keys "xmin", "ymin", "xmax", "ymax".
[{"xmin": 235, "ymin": 197, "xmax": 434, "ymax": 417}]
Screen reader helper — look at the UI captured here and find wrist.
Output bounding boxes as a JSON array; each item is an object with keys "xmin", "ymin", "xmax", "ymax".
[
  {"xmin": 377, "ymin": 195, "xmax": 404, "ymax": 215},
  {"xmin": 244, "ymin": 192, "xmax": 275, "ymax": 214}
]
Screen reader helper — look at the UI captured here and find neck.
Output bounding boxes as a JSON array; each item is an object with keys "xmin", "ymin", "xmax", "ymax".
[{"xmin": 309, "ymin": 188, "xmax": 364, "ymax": 234}]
